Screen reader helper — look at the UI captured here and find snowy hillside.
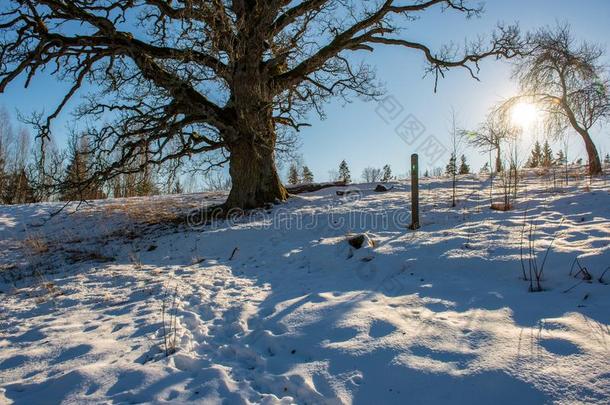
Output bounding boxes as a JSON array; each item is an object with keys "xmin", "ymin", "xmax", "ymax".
[{"xmin": 1, "ymin": 173, "xmax": 609, "ymax": 404}]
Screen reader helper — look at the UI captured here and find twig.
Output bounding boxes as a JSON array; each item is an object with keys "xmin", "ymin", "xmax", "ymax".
[
  {"xmin": 519, "ymin": 206, "xmax": 529, "ymax": 281},
  {"xmin": 569, "ymin": 257, "xmax": 584, "ymax": 277},
  {"xmin": 229, "ymin": 247, "xmax": 239, "ymax": 261},
  {"xmin": 569, "ymin": 256, "xmax": 592, "ymax": 280},
  {"xmin": 170, "ymin": 284, "xmax": 178, "ymax": 354},
  {"xmin": 161, "ymin": 283, "xmax": 169, "ymax": 356},
  {"xmin": 599, "ymin": 266, "xmax": 610, "ymax": 284},
  {"xmin": 537, "ymin": 218, "xmax": 565, "ymax": 281},
  {"xmin": 563, "ymin": 280, "xmax": 585, "ymax": 293}
]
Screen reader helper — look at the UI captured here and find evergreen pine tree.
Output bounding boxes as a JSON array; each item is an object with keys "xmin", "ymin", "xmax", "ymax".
[
  {"xmin": 287, "ymin": 163, "xmax": 300, "ymax": 185},
  {"xmin": 173, "ymin": 179, "xmax": 183, "ymax": 194},
  {"xmin": 301, "ymin": 166, "xmax": 314, "ymax": 183},
  {"xmin": 381, "ymin": 164, "xmax": 392, "ymax": 182},
  {"xmin": 338, "ymin": 160, "xmax": 351, "ymax": 183},
  {"xmin": 604, "ymin": 153, "xmax": 610, "ymax": 165},
  {"xmin": 555, "ymin": 150, "xmax": 566, "ymax": 166},
  {"xmin": 458, "ymin": 154, "xmax": 470, "ymax": 174},
  {"xmin": 60, "ymin": 151, "xmax": 85, "ymax": 201},
  {"xmin": 527, "ymin": 141, "xmax": 543, "ymax": 168},
  {"xmin": 480, "ymin": 162, "xmax": 490, "ymax": 174},
  {"xmin": 445, "ymin": 153, "xmax": 457, "ymax": 176},
  {"xmin": 423, "ymin": 169, "xmax": 430, "ymax": 178},
  {"xmin": 542, "ymin": 140, "xmax": 553, "ymax": 167},
  {"xmin": 133, "ymin": 151, "xmax": 159, "ymax": 196},
  {"xmin": 135, "ymin": 170, "xmax": 159, "ymax": 196},
  {"xmin": 135, "ymin": 177, "xmax": 156, "ymax": 196},
  {"xmin": 2, "ymin": 168, "xmax": 36, "ymax": 204},
  {"xmin": 60, "ymin": 136, "xmax": 105, "ymax": 201}
]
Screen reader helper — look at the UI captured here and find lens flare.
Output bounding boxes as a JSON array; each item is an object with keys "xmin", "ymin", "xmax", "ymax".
[{"xmin": 511, "ymin": 102, "xmax": 540, "ymax": 129}]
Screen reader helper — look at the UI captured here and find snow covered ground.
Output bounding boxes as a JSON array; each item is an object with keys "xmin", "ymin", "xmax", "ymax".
[{"xmin": 1, "ymin": 172, "xmax": 609, "ymax": 404}]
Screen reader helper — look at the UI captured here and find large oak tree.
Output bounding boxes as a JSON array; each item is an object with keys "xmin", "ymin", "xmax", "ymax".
[{"xmin": 0, "ymin": 0, "xmax": 525, "ymax": 209}]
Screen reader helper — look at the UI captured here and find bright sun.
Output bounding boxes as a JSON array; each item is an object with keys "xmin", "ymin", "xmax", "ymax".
[{"xmin": 511, "ymin": 102, "xmax": 540, "ymax": 129}]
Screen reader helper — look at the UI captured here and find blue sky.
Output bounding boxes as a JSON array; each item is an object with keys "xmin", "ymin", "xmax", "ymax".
[
  {"xmin": 297, "ymin": 0, "xmax": 610, "ymax": 180},
  {"xmin": 1, "ymin": 0, "xmax": 609, "ymax": 183}
]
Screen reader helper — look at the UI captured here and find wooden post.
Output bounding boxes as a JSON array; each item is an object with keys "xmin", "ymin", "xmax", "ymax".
[{"xmin": 409, "ymin": 153, "xmax": 420, "ymax": 230}]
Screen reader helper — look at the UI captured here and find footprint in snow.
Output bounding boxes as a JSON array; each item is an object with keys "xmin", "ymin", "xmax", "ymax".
[
  {"xmin": 410, "ymin": 346, "xmax": 476, "ymax": 369},
  {"xmin": 50, "ymin": 344, "xmax": 92, "ymax": 365},
  {"xmin": 368, "ymin": 319, "xmax": 397, "ymax": 339},
  {"xmin": 111, "ymin": 323, "xmax": 129, "ymax": 333},
  {"xmin": 327, "ymin": 327, "xmax": 359, "ymax": 344},
  {"xmin": 539, "ymin": 338, "xmax": 581, "ymax": 356}
]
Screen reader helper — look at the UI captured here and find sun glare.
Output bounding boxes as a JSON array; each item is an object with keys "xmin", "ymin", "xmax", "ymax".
[{"xmin": 511, "ymin": 102, "xmax": 540, "ymax": 129}]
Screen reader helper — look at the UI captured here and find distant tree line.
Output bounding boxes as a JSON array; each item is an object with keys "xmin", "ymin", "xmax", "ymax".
[
  {"xmin": 3, "ymin": 99, "xmax": 607, "ymax": 207},
  {"xmin": 0, "ymin": 108, "xmax": 36, "ymax": 204},
  {"xmin": 0, "ymin": 107, "xmax": 210, "ymax": 205}
]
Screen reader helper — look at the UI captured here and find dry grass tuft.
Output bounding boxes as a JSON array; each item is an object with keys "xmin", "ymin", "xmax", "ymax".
[
  {"xmin": 129, "ymin": 251, "xmax": 143, "ymax": 270},
  {"xmin": 23, "ymin": 234, "xmax": 49, "ymax": 255}
]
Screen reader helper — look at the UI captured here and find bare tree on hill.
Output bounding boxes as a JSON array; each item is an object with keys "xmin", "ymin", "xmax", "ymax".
[
  {"xmin": 510, "ymin": 24, "xmax": 610, "ymax": 175},
  {"xmin": 362, "ymin": 166, "xmax": 382, "ymax": 183},
  {"xmin": 466, "ymin": 109, "xmax": 519, "ymax": 173}
]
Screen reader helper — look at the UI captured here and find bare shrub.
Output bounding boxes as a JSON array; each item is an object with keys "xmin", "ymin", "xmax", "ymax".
[
  {"xmin": 361, "ymin": 167, "xmax": 383, "ymax": 183},
  {"xmin": 520, "ymin": 217, "xmax": 565, "ymax": 292},
  {"xmin": 129, "ymin": 251, "xmax": 142, "ymax": 270},
  {"xmin": 161, "ymin": 283, "xmax": 180, "ymax": 357}
]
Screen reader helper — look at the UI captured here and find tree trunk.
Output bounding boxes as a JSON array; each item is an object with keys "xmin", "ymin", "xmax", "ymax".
[
  {"xmin": 562, "ymin": 101, "xmax": 602, "ymax": 175},
  {"xmin": 578, "ymin": 129, "xmax": 602, "ymax": 175},
  {"xmin": 225, "ymin": 138, "xmax": 287, "ymax": 209},
  {"xmin": 495, "ymin": 146, "xmax": 503, "ymax": 173},
  {"xmin": 225, "ymin": 39, "xmax": 288, "ymax": 209}
]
